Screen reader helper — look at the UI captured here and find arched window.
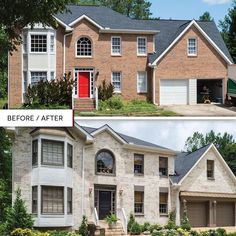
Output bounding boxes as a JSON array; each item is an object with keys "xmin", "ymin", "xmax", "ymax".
[
  {"xmin": 77, "ymin": 37, "xmax": 92, "ymax": 56},
  {"xmin": 96, "ymin": 150, "xmax": 115, "ymax": 175}
]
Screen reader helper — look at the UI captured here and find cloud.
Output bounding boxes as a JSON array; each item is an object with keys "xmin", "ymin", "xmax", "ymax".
[{"xmin": 202, "ymin": 0, "xmax": 231, "ymax": 5}]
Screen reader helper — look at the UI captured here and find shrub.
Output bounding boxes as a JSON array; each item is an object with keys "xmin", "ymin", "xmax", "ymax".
[
  {"xmin": 5, "ymin": 189, "xmax": 34, "ymax": 234},
  {"xmin": 98, "ymin": 80, "xmax": 114, "ymax": 101},
  {"xmin": 181, "ymin": 209, "xmax": 191, "ymax": 231},
  {"xmin": 130, "ymin": 221, "xmax": 142, "ymax": 235},
  {"xmin": 152, "ymin": 230, "xmax": 165, "ymax": 236},
  {"xmin": 127, "ymin": 213, "xmax": 136, "ymax": 232},
  {"xmin": 190, "ymin": 230, "xmax": 200, "ymax": 236},
  {"xmin": 11, "ymin": 228, "xmax": 34, "ymax": 236},
  {"xmin": 149, "ymin": 224, "xmax": 163, "ymax": 233},
  {"xmin": 107, "ymin": 95, "xmax": 124, "ymax": 110},
  {"xmin": 0, "ymin": 222, "xmax": 8, "ymax": 236},
  {"xmin": 216, "ymin": 228, "xmax": 226, "ymax": 236},
  {"xmin": 165, "ymin": 211, "xmax": 177, "ymax": 230},
  {"xmin": 105, "ymin": 214, "xmax": 118, "ymax": 228},
  {"xmin": 78, "ymin": 215, "xmax": 89, "ymax": 236},
  {"xmin": 141, "ymin": 222, "xmax": 151, "ymax": 232}
]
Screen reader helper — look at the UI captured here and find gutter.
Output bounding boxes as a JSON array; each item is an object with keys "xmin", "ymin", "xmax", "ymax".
[
  {"xmin": 148, "ymin": 63, "xmax": 158, "ymax": 106},
  {"xmin": 99, "ymin": 29, "xmax": 159, "ymax": 34},
  {"xmin": 63, "ymin": 31, "xmax": 73, "ymax": 75}
]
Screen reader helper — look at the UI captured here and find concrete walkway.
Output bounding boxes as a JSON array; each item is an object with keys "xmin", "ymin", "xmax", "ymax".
[{"xmin": 161, "ymin": 104, "xmax": 236, "ymax": 116}]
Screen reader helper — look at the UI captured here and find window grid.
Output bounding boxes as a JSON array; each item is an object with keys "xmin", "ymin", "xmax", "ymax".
[
  {"xmin": 50, "ymin": 35, "xmax": 55, "ymax": 53},
  {"xmin": 32, "ymin": 186, "xmax": 38, "ymax": 214},
  {"xmin": 41, "ymin": 186, "xmax": 64, "ymax": 214},
  {"xmin": 31, "ymin": 35, "xmax": 47, "ymax": 52},
  {"xmin": 188, "ymin": 38, "xmax": 197, "ymax": 55},
  {"xmin": 137, "ymin": 72, "xmax": 147, "ymax": 93},
  {"xmin": 137, "ymin": 37, "xmax": 147, "ymax": 55},
  {"xmin": 134, "ymin": 154, "xmax": 144, "ymax": 174},
  {"xmin": 67, "ymin": 143, "xmax": 73, "ymax": 168},
  {"xmin": 96, "ymin": 150, "xmax": 115, "ymax": 175},
  {"xmin": 134, "ymin": 191, "xmax": 144, "ymax": 214},
  {"xmin": 112, "ymin": 37, "xmax": 121, "ymax": 55},
  {"xmin": 77, "ymin": 37, "xmax": 92, "ymax": 56},
  {"xmin": 159, "ymin": 192, "xmax": 168, "ymax": 214},
  {"xmin": 32, "ymin": 140, "xmax": 38, "ymax": 166},
  {"xmin": 112, "ymin": 72, "xmax": 121, "ymax": 92},
  {"xmin": 67, "ymin": 188, "xmax": 72, "ymax": 214},
  {"xmin": 31, "ymin": 72, "xmax": 47, "ymax": 86},
  {"xmin": 159, "ymin": 157, "xmax": 168, "ymax": 176},
  {"xmin": 41, "ymin": 140, "xmax": 64, "ymax": 166},
  {"xmin": 207, "ymin": 160, "xmax": 214, "ymax": 178},
  {"xmin": 50, "ymin": 71, "xmax": 55, "ymax": 80}
]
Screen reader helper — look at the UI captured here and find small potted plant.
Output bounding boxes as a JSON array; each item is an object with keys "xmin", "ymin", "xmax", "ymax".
[{"xmin": 105, "ymin": 213, "xmax": 118, "ymax": 229}]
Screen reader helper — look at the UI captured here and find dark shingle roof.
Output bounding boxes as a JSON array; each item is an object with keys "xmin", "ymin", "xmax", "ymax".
[
  {"xmin": 81, "ymin": 125, "xmax": 173, "ymax": 151},
  {"xmin": 170, "ymin": 144, "xmax": 212, "ymax": 184}
]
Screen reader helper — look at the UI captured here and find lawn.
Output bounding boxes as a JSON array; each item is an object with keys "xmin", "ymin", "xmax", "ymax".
[
  {"xmin": 0, "ymin": 98, "xmax": 7, "ymax": 109},
  {"xmin": 75, "ymin": 99, "xmax": 179, "ymax": 116}
]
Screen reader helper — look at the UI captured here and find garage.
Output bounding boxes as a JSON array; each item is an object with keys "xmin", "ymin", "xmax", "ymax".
[
  {"xmin": 160, "ymin": 79, "xmax": 188, "ymax": 105},
  {"xmin": 185, "ymin": 202, "xmax": 208, "ymax": 227},
  {"xmin": 216, "ymin": 202, "xmax": 235, "ymax": 226}
]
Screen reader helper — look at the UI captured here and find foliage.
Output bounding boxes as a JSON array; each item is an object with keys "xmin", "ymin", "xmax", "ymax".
[
  {"xmin": 78, "ymin": 215, "xmax": 89, "ymax": 236},
  {"xmin": 10, "ymin": 229, "xmax": 81, "ymax": 236},
  {"xmin": 130, "ymin": 221, "xmax": 142, "ymax": 235},
  {"xmin": 98, "ymin": 80, "xmax": 114, "ymax": 101},
  {"xmin": 127, "ymin": 213, "xmax": 136, "ymax": 232},
  {"xmin": 5, "ymin": 189, "xmax": 34, "ymax": 234},
  {"xmin": 99, "ymin": 95, "xmax": 124, "ymax": 110},
  {"xmin": 199, "ymin": 12, "xmax": 213, "ymax": 21},
  {"xmin": 181, "ymin": 209, "xmax": 191, "ymax": 231},
  {"xmin": 219, "ymin": 0, "xmax": 236, "ymax": 62},
  {"xmin": 216, "ymin": 228, "xmax": 227, "ymax": 236},
  {"xmin": 79, "ymin": 0, "xmax": 153, "ymax": 19},
  {"xmin": 165, "ymin": 211, "xmax": 177, "ymax": 230},
  {"xmin": 24, "ymin": 73, "xmax": 73, "ymax": 108},
  {"xmin": 105, "ymin": 214, "xmax": 118, "ymax": 228},
  {"xmin": 141, "ymin": 222, "xmax": 151, "ymax": 232},
  {"xmin": 149, "ymin": 224, "xmax": 163, "ymax": 233}
]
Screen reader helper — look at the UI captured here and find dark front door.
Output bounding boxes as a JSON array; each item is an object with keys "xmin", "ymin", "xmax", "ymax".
[
  {"xmin": 99, "ymin": 191, "xmax": 111, "ymax": 219},
  {"xmin": 78, "ymin": 72, "xmax": 90, "ymax": 98}
]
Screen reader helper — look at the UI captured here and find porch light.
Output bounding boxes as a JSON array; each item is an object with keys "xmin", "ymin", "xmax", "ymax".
[
  {"xmin": 89, "ymin": 187, "xmax": 93, "ymax": 196},
  {"xmin": 119, "ymin": 188, "xmax": 123, "ymax": 196}
]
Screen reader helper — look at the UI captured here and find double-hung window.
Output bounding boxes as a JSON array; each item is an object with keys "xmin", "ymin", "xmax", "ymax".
[
  {"xmin": 111, "ymin": 37, "xmax": 121, "ymax": 55},
  {"xmin": 32, "ymin": 140, "xmax": 38, "ymax": 166},
  {"xmin": 30, "ymin": 34, "xmax": 47, "ymax": 52},
  {"xmin": 159, "ymin": 192, "xmax": 168, "ymax": 214},
  {"xmin": 188, "ymin": 38, "xmax": 197, "ymax": 56},
  {"xmin": 112, "ymin": 72, "xmax": 122, "ymax": 92},
  {"xmin": 134, "ymin": 187, "xmax": 144, "ymax": 214},
  {"xmin": 137, "ymin": 37, "xmax": 147, "ymax": 56},
  {"xmin": 32, "ymin": 186, "xmax": 38, "ymax": 214},
  {"xmin": 67, "ymin": 143, "xmax": 73, "ymax": 168},
  {"xmin": 134, "ymin": 154, "xmax": 144, "ymax": 175},
  {"xmin": 159, "ymin": 157, "xmax": 168, "ymax": 177},
  {"xmin": 31, "ymin": 72, "xmax": 47, "ymax": 86},
  {"xmin": 137, "ymin": 72, "xmax": 147, "ymax": 93},
  {"xmin": 67, "ymin": 188, "xmax": 73, "ymax": 214}
]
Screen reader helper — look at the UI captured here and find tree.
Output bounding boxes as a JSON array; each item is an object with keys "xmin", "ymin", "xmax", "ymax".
[
  {"xmin": 199, "ymin": 11, "xmax": 213, "ymax": 21},
  {"xmin": 219, "ymin": 0, "xmax": 236, "ymax": 62},
  {"xmin": 79, "ymin": 0, "xmax": 152, "ymax": 19},
  {"xmin": 5, "ymin": 188, "xmax": 34, "ymax": 233}
]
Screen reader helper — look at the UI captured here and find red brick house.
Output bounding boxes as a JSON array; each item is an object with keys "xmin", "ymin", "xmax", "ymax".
[{"xmin": 8, "ymin": 5, "xmax": 234, "ymax": 109}]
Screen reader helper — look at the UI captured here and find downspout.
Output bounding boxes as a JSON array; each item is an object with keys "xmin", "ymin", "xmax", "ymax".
[
  {"xmin": 81, "ymin": 145, "xmax": 85, "ymax": 216},
  {"xmin": 149, "ymin": 64, "xmax": 158, "ymax": 105},
  {"xmin": 7, "ymin": 52, "xmax": 10, "ymax": 108},
  {"xmin": 63, "ymin": 31, "xmax": 73, "ymax": 75}
]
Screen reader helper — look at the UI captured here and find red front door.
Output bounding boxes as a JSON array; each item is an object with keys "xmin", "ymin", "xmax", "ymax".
[{"xmin": 78, "ymin": 72, "xmax": 90, "ymax": 98}]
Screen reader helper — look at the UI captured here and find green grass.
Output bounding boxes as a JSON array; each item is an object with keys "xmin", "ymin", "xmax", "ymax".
[
  {"xmin": 75, "ymin": 99, "xmax": 179, "ymax": 116},
  {"xmin": 0, "ymin": 98, "xmax": 7, "ymax": 109}
]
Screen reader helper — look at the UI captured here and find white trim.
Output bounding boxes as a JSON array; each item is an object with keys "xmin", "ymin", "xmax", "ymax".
[
  {"xmin": 73, "ymin": 123, "xmax": 94, "ymax": 142},
  {"xmin": 111, "ymin": 36, "xmax": 122, "ymax": 56},
  {"xmin": 187, "ymin": 37, "xmax": 197, "ymax": 57},
  {"xmin": 100, "ymin": 29, "xmax": 159, "ymax": 34},
  {"xmin": 69, "ymin": 15, "xmax": 104, "ymax": 29},
  {"xmin": 53, "ymin": 16, "xmax": 73, "ymax": 32},
  {"xmin": 137, "ymin": 37, "xmax": 147, "ymax": 56},
  {"xmin": 29, "ymin": 32, "xmax": 48, "ymax": 54},
  {"xmin": 151, "ymin": 20, "xmax": 233, "ymax": 65},
  {"xmin": 137, "ymin": 71, "xmax": 147, "ymax": 93}
]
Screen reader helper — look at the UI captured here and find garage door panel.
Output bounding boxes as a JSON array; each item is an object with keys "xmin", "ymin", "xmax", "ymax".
[
  {"xmin": 216, "ymin": 202, "xmax": 234, "ymax": 227},
  {"xmin": 160, "ymin": 80, "xmax": 188, "ymax": 105}
]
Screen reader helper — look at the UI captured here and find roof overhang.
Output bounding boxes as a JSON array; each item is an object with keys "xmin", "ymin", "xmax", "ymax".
[
  {"xmin": 151, "ymin": 20, "xmax": 233, "ymax": 66},
  {"xmin": 180, "ymin": 191, "xmax": 236, "ymax": 199},
  {"xmin": 54, "ymin": 16, "xmax": 73, "ymax": 32},
  {"xmin": 99, "ymin": 29, "xmax": 159, "ymax": 34},
  {"xmin": 74, "ymin": 123, "xmax": 94, "ymax": 143}
]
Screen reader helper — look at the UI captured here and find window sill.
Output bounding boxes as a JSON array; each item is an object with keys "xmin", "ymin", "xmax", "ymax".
[
  {"xmin": 159, "ymin": 175, "xmax": 168, "ymax": 178},
  {"xmin": 137, "ymin": 91, "xmax": 147, "ymax": 94},
  {"xmin": 207, "ymin": 177, "xmax": 215, "ymax": 181},
  {"xmin": 134, "ymin": 173, "xmax": 144, "ymax": 177},
  {"xmin": 187, "ymin": 54, "xmax": 197, "ymax": 57},
  {"xmin": 111, "ymin": 54, "xmax": 122, "ymax": 57},
  {"xmin": 41, "ymin": 214, "xmax": 64, "ymax": 217},
  {"xmin": 113, "ymin": 91, "xmax": 121, "ymax": 94},
  {"xmin": 134, "ymin": 213, "xmax": 144, "ymax": 217},
  {"xmin": 160, "ymin": 213, "xmax": 168, "ymax": 217},
  {"xmin": 40, "ymin": 164, "xmax": 65, "ymax": 169},
  {"xmin": 29, "ymin": 52, "xmax": 48, "ymax": 55},
  {"xmin": 76, "ymin": 56, "xmax": 93, "ymax": 59},
  {"xmin": 137, "ymin": 54, "xmax": 147, "ymax": 57},
  {"xmin": 96, "ymin": 173, "xmax": 116, "ymax": 177}
]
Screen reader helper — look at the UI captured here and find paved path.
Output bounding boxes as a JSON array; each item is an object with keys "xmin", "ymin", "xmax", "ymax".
[{"xmin": 161, "ymin": 104, "xmax": 236, "ymax": 116}]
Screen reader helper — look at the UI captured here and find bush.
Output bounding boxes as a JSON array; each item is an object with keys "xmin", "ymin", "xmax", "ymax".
[
  {"xmin": 165, "ymin": 211, "xmax": 177, "ymax": 230},
  {"xmin": 130, "ymin": 221, "xmax": 142, "ymax": 235},
  {"xmin": 141, "ymin": 222, "xmax": 151, "ymax": 232},
  {"xmin": 149, "ymin": 224, "xmax": 163, "ymax": 233},
  {"xmin": 216, "ymin": 228, "xmax": 226, "ymax": 236},
  {"xmin": 11, "ymin": 228, "xmax": 35, "ymax": 236},
  {"xmin": 98, "ymin": 80, "xmax": 114, "ymax": 101},
  {"xmin": 127, "ymin": 213, "xmax": 136, "ymax": 232},
  {"xmin": 181, "ymin": 209, "xmax": 191, "ymax": 231},
  {"xmin": 99, "ymin": 95, "xmax": 124, "ymax": 111},
  {"xmin": 78, "ymin": 215, "xmax": 89, "ymax": 236},
  {"xmin": 105, "ymin": 214, "xmax": 118, "ymax": 228}
]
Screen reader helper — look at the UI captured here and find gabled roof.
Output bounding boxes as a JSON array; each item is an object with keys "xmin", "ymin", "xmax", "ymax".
[{"xmin": 170, "ymin": 144, "xmax": 212, "ymax": 184}]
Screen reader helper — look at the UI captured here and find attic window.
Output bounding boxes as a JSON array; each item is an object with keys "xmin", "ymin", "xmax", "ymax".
[
  {"xmin": 207, "ymin": 160, "xmax": 214, "ymax": 179},
  {"xmin": 188, "ymin": 38, "xmax": 197, "ymax": 56}
]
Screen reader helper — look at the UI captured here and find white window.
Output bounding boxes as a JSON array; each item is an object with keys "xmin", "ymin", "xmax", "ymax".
[
  {"xmin": 30, "ymin": 72, "xmax": 47, "ymax": 86},
  {"xmin": 50, "ymin": 35, "xmax": 55, "ymax": 53},
  {"xmin": 111, "ymin": 36, "xmax": 121, "ymax": 55},
  {"xmin": 137, "ymin": 72, "xmax": 147, "ymax": 93},
  {"xmin": 112, "ymin": 72, "xmax": 121, "ymax": 92},
  {"xmin": 137, "ymin": 37, "xmax": 147, "ymax": 55},
  {"xmin": 30, "ymin": 34, "xmax": 47, "ymax": 52},
  {"xmin": 77, "ymin": 37, "xmax": 92, "ymax": 57},
  {"xmin": 188, "ymin": 38, "xmax": 197, "ymax": 56}
]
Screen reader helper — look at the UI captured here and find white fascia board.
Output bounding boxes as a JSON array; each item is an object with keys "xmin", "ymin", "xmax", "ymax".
[
  {"xmin": 53, "ymin": 16, "xmax": 73, "ymax": 32},
  {"xmin": 152, "ymin": 20, "xmax": 233, "ymax": 66},
  {"xmin": 90, "ymin": 125, "xmax": 127, "ymax": 144},
  {"xmin": 74, "ymin": 123, "xmax": 94, "ymax": 142},
  {"xmin": 68, "ymin": 15, "xmax": 104, "ymax": 29},
  {"xmin": 100, "ymin": 29, "xmax": 159, "ymax": 34},
  {"xmin": 123, "ymin": 143, "xmax": 177, "ymax": 156}
]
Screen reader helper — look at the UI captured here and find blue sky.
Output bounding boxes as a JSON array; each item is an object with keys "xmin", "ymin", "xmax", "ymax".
[{"xmin": 149, "ymin": 0, "xmax": 233, "ymax": 25}]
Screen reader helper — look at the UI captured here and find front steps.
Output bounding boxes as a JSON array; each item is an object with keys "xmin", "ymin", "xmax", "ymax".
[
  {"xmin": 94, "ymin": 220, "xmax": 125, "ymax": 236},
  {"xmin": 74, "ymin": 98, "xmax": 95, "ymax": 111}
]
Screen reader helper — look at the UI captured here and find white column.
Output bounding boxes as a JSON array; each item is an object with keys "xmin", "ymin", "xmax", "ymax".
[
  {"xmin": 175, "ymin": 190, "xmax": 180, "ymax": 225},
  {"xmin": 152, "ymin": 66, "xmax": 157, "ymax": 104}
]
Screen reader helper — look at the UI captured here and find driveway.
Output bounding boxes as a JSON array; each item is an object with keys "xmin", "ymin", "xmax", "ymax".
[{"xmin": 161, "ymin": 104, "xmax": 236, "ymax": 116}]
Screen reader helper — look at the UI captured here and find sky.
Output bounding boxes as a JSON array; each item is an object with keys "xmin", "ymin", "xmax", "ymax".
[
  {"xmin": 76, "ymin": 119, "xmax": 236, "ymax": 151},
  {"xmin": 149, "ymin": 0, "xmax": 233, "ymax": 24}
]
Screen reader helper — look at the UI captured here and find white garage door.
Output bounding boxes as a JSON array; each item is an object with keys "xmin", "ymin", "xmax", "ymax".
[{"xmin": 160, "ymin": 80, "xmax": 188, "ymax": 105}]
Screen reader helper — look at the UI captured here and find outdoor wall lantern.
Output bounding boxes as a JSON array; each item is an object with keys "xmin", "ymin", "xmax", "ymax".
[
  {"xmin": 89, "ymin": 187, "xmax": 93, "ymax": 196},
  {"xmin": 119, "ymin": 188, "xmax": 123, "ymax": 196}
]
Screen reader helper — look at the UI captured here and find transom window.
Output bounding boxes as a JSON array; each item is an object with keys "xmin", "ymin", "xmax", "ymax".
[
  {"xmin": 31, "ymin": 34, "xmax": 47, "ymax": 52},
  {"xmin": 134, "ymin": 154, "xmax": 144, "ymax": 175},
  {"xmin": 134, "ymin": 189, "xmax": 144, "ymax": 214},
  {"xmin": 31, "ymin": 72, "xmax": 47, "ymax": 86},
  {"xmin": 41, "ymin": 186, "xmax": 64, "ymax": 214},
  {"xmin": 137, "ymin": 37, "xmax": 147, "ymax": 55},
  {"xmin": 207, "ymin": 160, "xmax": 214, "ymax": 179},
  {"xmin": 96, "ymin": 150, "xmax": 115, "ymax": 175},
  {"xmin": 159, "ymin": 157, "xmax": 168, "ymax": 177},
  {"xmin": 137, "ymin": 71, "xmax": 147, "ymax": 93},
  {"xmin": 112, "ymin": 72, "xmax": 122, "ymax": 92},
  {"xmin": 77, "ymin": 37, "xmax": 92, "ymax": 57},
  {"xmin": 159, "ymin": 192, "xmax": 168, "ymax": 214},
  {"xmin": 41, "ymin": 139, "xmax": 64, "ymax": 166},
  {"xmin": 188, "ymin": 38, "xmax": 197, "ymax": 56},
  {"xmin": 111, "ymin": 37, "xmax": 121, "ymax": 55}
]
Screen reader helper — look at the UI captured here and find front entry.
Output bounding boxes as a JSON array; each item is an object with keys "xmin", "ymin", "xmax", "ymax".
[
  {"xmin": 78, "ymin": 72, "xmax": 90, "ymax": 98},
  {"xmin": 99, "ymin": 191, "xmax": 112, "ymax": 219}
]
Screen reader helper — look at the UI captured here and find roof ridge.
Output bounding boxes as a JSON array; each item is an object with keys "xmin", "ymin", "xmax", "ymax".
[{"xmin": 185, "ymin": 143, "xmax": 212, "ymax": 157}]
